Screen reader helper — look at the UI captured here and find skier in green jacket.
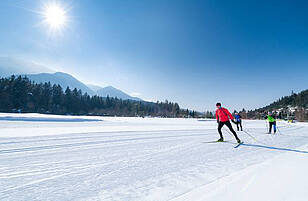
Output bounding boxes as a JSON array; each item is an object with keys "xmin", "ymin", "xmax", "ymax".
[{"xmin": 265, "ymin": 112, "xmax": 276, "ymax": 134}]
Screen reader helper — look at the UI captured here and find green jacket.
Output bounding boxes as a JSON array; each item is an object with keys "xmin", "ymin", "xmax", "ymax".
[{"xmin": 266, "ymin": 115, "xmax": 276, "ymax": 122}]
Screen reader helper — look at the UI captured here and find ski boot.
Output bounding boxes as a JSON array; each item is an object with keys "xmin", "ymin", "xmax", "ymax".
[{"xmin": 217, "ymin": 138, "xmax": 224, "ymax": 142}]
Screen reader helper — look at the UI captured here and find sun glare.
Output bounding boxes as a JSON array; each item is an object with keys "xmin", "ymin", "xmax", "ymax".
[{"xmin": 43, "ymin": 3, "xmax": 67, "ymax": 31}]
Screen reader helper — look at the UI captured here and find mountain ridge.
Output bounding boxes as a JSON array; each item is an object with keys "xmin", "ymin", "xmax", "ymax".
[
  {"xmin": 0, "ymin": 57, "xmax": 142, "ymax": 101},
  {"xmin": 26, "ymin": 72, "xmax": 96, "ymax": 96},
  {"xmin": 95, "ymin": 86, "xmax": 142, "ymax": 101}
]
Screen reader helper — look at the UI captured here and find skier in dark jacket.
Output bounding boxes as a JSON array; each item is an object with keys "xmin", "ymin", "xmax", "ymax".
[
  {"xmin": 265, "ymin": 112, "xmax": 276, "ymax": 134},
  {"xmin": 215, "ymin": 103, "xmax": 241, "ymax": 143},
  {"xmin": 234, "ymin": 112, "xmax": 243, "ymax": 131}
]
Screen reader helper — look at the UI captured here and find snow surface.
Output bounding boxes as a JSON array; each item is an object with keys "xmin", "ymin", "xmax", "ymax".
[
  {"xmin": 0, "ymin": 113, "xmax": 307, "ymax": 201},
  {"xmin": 170, "ymin": 144, "xmax": 308, "ymax": 201}
]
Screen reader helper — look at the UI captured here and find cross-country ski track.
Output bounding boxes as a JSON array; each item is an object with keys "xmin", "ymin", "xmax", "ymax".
[{"xmin": 0, "ymin": 113, "xmax": 307, "ymax": 201}]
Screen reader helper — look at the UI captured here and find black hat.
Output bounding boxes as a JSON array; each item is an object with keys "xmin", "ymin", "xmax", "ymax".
[{"xmin": 216, "ymin": 102, "xmax": 221, "ymax": 107}]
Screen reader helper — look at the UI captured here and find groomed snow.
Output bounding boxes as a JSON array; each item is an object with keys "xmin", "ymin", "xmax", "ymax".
[
  {"xmin": 170, "ymin": 146, "xmax": 308, "ymax": 201},
  {"xmin": 0, "ymin": 113, "xmax": 307, "ymax": 201}
]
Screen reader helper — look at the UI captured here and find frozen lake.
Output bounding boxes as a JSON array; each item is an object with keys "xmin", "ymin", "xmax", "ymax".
[{"xmin": 0, "ymin": 113, "xmax": 307, "ymax": 201}]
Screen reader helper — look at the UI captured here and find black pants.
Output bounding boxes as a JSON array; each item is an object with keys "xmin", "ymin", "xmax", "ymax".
[
  {"xmin": 236, "ymin": 120, "xmax": 242, "ymax": 131},
  {"xmin": 269, "ymin": 121, "xmax": 277, "ymax": 133},
  {"xmin": 218, "ymin": 121, "xmax": 240, "ymax": 140}
]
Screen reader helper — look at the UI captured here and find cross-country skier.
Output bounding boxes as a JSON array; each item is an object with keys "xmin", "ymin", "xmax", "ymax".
[
  {"xmin": 215, "ymin": 103, "xmax": 241, "ymax": 143},
  {"xmin": 234, "ymin": 112, "xmax": 243, "ymax": 131},
  {"xmin": 265, "ymin": 112, "xmax": 276, "ymax": 134}
]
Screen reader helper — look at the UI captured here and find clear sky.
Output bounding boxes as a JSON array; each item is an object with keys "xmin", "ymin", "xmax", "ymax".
[{"xmin": 1, "ymin": 0, "xmax": 308, "ymax": 111}]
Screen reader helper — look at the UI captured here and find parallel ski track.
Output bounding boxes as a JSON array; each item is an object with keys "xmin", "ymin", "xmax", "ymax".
[
  {"xmin": 0, "ymin": 131, "xmax": 218, "ymax": 155},
  {"xmin": 0, "ymin": 139, "xmax": 200, "ymax": 196}
]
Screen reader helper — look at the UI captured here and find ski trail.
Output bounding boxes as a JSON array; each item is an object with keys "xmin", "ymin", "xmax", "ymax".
[
  {"xmin": 0, "ymin": 138, "xmax": 198, "ymax": 196},
  {"xmin": 0, "ymin": 133, "xmax": 212, "ymax": 155},
  {"xmin": 1, "ymin": 117, "xmax": 308, "ymax": 201},
  {"xmin": 0, "ymin": 129, "xmax": 210, "ymax": 145},
  {"xmin": 0, "ymin": 171, "xmax": 79, "ymax": 196}
]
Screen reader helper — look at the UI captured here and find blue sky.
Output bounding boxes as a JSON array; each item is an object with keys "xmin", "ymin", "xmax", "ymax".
[{"xmin": 0, "ymin": 0, "xmax": 308, "ymax": 111}]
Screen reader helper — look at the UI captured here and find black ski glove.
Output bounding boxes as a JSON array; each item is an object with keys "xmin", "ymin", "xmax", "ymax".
[{"xmin": 231, "ymin": 119, "xmax": 236, "ymax": 124}]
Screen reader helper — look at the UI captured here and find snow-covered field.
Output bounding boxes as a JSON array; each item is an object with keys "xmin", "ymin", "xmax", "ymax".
[{"xmin": 0, "ymin": 113, "xmax": 307, "ymax": 201}]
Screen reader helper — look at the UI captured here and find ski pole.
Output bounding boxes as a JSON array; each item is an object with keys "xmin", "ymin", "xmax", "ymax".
[
  {"xmin": 276, "ymin": 125, "xmax": 283, "ymax": 135},
  {"xmin": 224, "ymin": 128, "xmax": 234, "ymax": 138},
  {"xmin": 265, "ymin": 120, "xmax": 268, "ymax": 133},
  {"xmin": 242, "ymin": 130, "xmax": 267, "ymax": 145},
  {"xmin": 242, "ymin": 130, "xmax": 258, "ymax": 142}
]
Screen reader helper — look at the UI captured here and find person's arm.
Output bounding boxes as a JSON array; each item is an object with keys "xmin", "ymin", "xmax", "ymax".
[
  {"xmin": 216, "ymin": 110, "xmax": 219, "ymax": 123},
  {"xmin": 226, "ymin": 109, "xmax": 234, "ymax": 120},
  {"xmin": 226, "ymin": 109, "xmax": 236, "ymax": 123}
]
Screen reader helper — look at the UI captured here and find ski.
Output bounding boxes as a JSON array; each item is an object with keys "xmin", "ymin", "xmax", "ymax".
[
  {"xmin": 203, "ymin": 140, "xmax": 229, "ymax": 144},
  {"xmin": 234, "ymin": 142, "xmax": 244, "ymax": 148},
  {"xmin": 203, "ymin": 140, "xmax": 243, "ymax": 148}
]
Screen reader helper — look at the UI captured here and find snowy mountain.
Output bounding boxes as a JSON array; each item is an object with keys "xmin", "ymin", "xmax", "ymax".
[
  {"xmin": 0, "ymin": 57, "xmax": 142, "ymax": 101},
  {"xmin": 87, "ymin": 84, "xmax": 104, "ymax": 92},
  {"xmin": 95, "ymin": 86, "xmax": 142, "ymax": 101},
  {"xmin": 26, "ymin": 72, "xmax": 96, "ymax": 96},
  {"xmin": 26, "ymin": 74, "xmax": 142, "ymax": 100},
  {"xmin": 88, "ymin": 84, "xmax": 142, "ymax": 101}
]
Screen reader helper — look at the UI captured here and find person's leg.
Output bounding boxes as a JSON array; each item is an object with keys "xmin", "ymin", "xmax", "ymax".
[
  {"xmin": 269, "ymin": 122, "xmax": 273, "ymax": 133},
  {"xmin": 217, "ymin": 122, "xmax": 224, "ymax": 140},
  {"xmin": 236, "ymin": 122, "xmax": 239, "ymax": 131},
  {"xmin": 273, "ymin": 121, "xmax": 277, "ymax": 133},
  {"xmin": 225, "ymin": 121, "xmax": 240, "ymax": 141},
  {"xmin": 239, "ymin": 120, "xmax": 243, "ymax": 131}
]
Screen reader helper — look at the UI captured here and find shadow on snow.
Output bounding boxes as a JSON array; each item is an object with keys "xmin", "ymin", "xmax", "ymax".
[
  {"xmin": 240, "ymin": 143, "xmax": 308, "ymax": 154},
  {"xmin": 203, "ymin": 141, "xmax": 308, "ymax": 154}
]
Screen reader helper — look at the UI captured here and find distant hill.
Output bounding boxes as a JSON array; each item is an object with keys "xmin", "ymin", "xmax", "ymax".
[
  {"xmin": 26, "ymin": 72, "xmax": 96, "ymax": 96},
  {"xmin": 0, "ymin": 57, "xmax": 143, "ymax": 101},
  {"xmin": 88, "ymin": 85, "xmax": 142, "ymax": 101},
  {"xmin": 26, "ymin": 73, "xmax": 142, "ymax": 101},
  {"xmin": 244, "ymin": 89, "xmax": 308, "ymax": 121},
  {"xmin": 87, "ymin": 84, "xmax": 103, "ymax": 92},
  {"xmin": 257, "ymin": 90, "xmax": 308, "ymax": 112}
]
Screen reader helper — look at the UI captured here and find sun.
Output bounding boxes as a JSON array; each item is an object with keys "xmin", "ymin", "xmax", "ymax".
[{"xmin": 43, "ymin": 3, "xmax": 67, "ymax": 31}]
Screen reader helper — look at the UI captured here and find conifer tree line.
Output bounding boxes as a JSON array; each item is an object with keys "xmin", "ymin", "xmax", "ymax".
[
  {"xmin": 0, "ymin": 75, "xmax": 193, "ymax": 117},
  {"xmin": 246, "ymin": 90, "xmax": 308, "ymax": 121},
  {"xmin": 258, "ymin": 90, "xmax": 308, "ymax": 110}
]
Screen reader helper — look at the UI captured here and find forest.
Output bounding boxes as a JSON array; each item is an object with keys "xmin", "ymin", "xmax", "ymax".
[{"xmin": 0, "ymin": 75, "xmax": 192, "ymax": 117}]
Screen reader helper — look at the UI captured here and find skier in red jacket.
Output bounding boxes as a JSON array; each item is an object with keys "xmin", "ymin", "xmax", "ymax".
[{"xmin": 215, "ymin": 103, "xmax": 241, "ymax": 143}]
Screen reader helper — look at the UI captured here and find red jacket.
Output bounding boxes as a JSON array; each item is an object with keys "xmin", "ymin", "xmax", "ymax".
[{"xmin": 216, "ymin": 107, "xmax": 234, "ymax": 122}]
